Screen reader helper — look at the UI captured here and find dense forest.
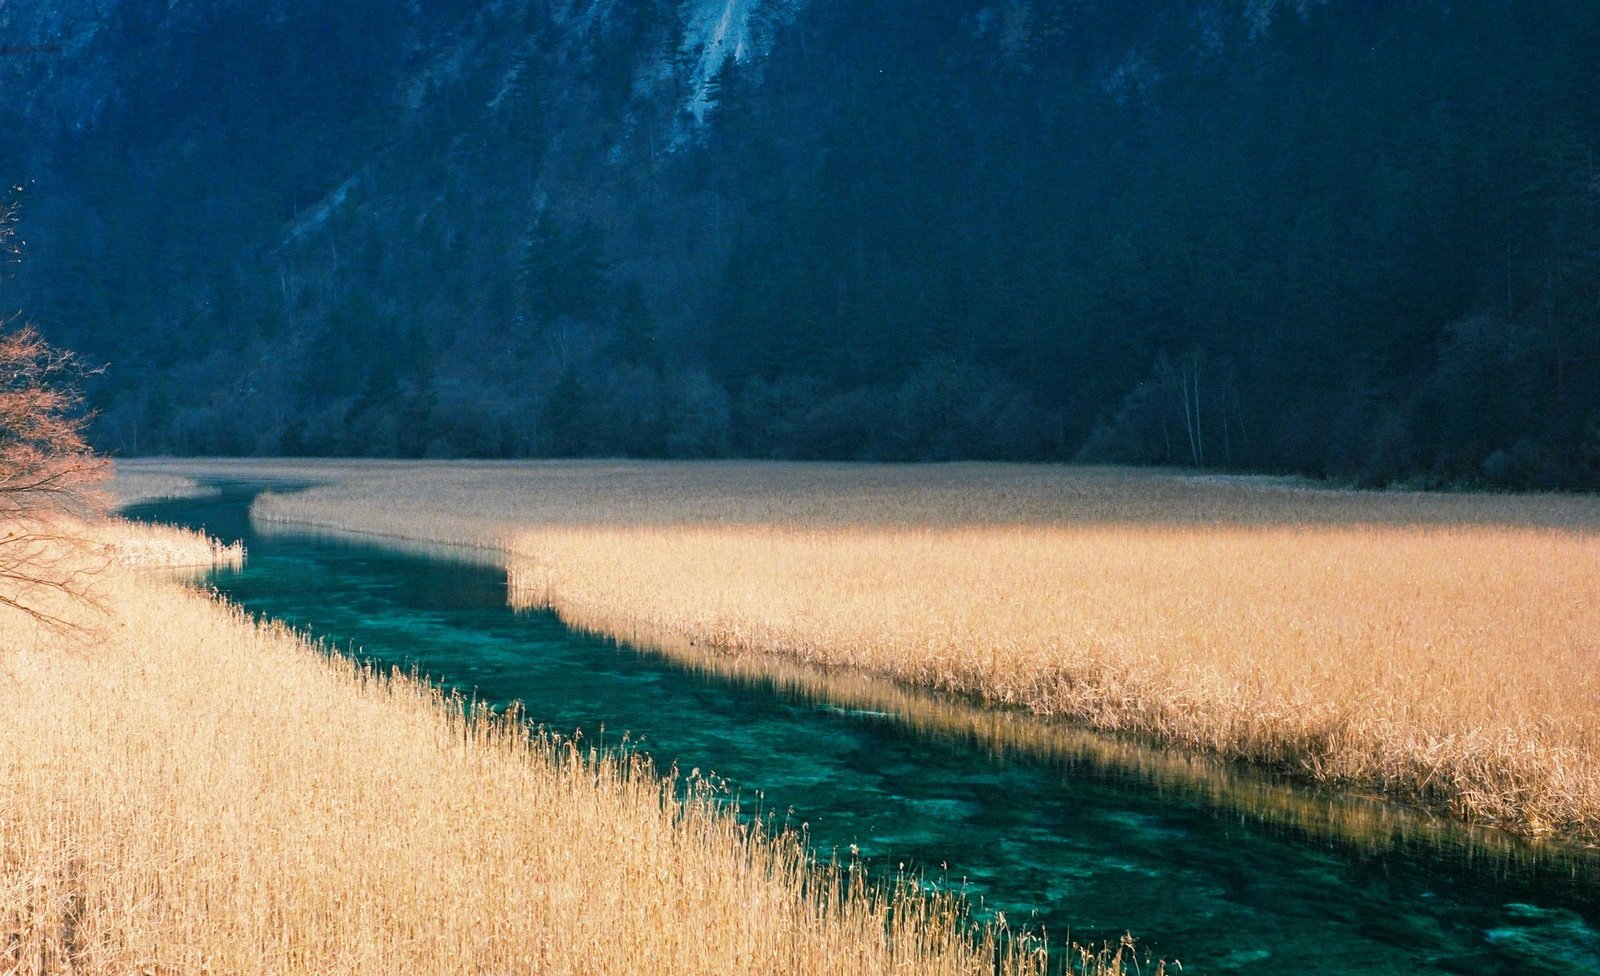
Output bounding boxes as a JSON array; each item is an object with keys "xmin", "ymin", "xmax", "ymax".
[{"xmin": 3, "ymin": 0, "xmax": 1598, "ymax": 486}]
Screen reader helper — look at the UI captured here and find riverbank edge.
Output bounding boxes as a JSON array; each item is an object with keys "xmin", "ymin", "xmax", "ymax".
[
  {"xmin": 2, "ymin": 506, "xmax": 1074, "ymax": 973},
  {"xmin": 117, "ymin": 458, "xmax": 1600, "ymax": 854}
]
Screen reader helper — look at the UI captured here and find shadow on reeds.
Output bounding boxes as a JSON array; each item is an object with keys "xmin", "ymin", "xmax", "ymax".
[{"xmin": 577, "ymin": 617, "xmax": 1600, "ymax": 882}]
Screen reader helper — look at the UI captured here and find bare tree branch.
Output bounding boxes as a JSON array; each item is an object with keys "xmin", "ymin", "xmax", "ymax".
[{"xmin": 0, "ymin": 200, "xmax": 111, "ymax": 634}]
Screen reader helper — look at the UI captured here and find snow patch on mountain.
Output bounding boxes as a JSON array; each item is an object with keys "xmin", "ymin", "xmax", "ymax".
[
  {"xmin": 679, "ymin": 0, "xmax": 803, "ymax": 124},
  {"xmin": 682, "ymin": 0, "xmax": 752, "ymax": 122}
]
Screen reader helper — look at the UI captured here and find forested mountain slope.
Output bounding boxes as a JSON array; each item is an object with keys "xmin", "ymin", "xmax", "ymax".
[{"xmin": 4, "ymin": 0, "xmax": 1598, "ymax": 485}]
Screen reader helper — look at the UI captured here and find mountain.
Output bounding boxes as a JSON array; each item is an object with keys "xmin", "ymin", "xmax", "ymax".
[{"xmin": 4, "ymin": 0, "xmax": 1599, "ymax": 486}]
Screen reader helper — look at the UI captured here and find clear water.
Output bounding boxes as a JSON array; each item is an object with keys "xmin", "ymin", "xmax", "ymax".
[{"xmin": 127, "ymin": 486, "xmax": 1600, "ymax": 975}]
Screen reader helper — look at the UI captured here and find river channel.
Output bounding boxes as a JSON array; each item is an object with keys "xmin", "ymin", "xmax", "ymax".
[{"xmin": 126, "ymin": 485, "xmax": 1600, "ymax": 975}]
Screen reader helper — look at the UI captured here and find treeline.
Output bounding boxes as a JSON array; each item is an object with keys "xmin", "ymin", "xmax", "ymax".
[
  {"xmin": 692, "ymin": 0, "xmax": 1600, "ymax": 485},
  {"xmin": 6, "ymin": 0, "xmax": 1600, "ymax": 486}
]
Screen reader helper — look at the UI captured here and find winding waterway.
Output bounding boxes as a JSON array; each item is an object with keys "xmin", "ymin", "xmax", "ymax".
[{"xmin": 127, "ymin": 486, "xmax": 1600, "ymax": 975}]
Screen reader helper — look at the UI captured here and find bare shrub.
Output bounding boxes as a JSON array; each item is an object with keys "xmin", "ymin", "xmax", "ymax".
[{"xmin": 0, "ymin": 202, "xmax": 110, "ymax": 629}]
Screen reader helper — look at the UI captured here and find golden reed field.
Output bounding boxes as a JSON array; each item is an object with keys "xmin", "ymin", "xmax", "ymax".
[
  {"xmin": 1, "ymin": 501, "xmax": 1079, "ymax": 975},
  {"xmin": 147, "ymin": 457, "xmax": 1600, "ymax": 842}
]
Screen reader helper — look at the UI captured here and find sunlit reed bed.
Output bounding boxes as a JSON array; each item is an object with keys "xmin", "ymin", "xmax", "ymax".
[
  {"xmin": 1, "ymin": 518, "xmax": 1069, "ymax": 976},
  {"xmin": 87, "ymin": 517, "xmax": 245, "ymax": 571},
  {"xmin": 138, "ymin": 458, "xmax": 1600, "ymax": 840},
  {"xmin": 504, "ymin": 520, "xmax": 1600, "ymax": 840},
  {"xmin": 104, "ymin": 470, "xmax": 217, "ymax": 508}
]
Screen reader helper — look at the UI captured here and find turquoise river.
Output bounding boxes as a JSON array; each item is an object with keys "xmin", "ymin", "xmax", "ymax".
[{"xmin": 127, "ymin": 486, "xmax": 1600, "ymax": 975}]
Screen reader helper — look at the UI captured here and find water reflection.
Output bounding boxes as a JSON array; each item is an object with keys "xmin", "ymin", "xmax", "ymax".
[{"xmin": 600, "ymin": 622, "xmax": 1599, "ymax": 870}]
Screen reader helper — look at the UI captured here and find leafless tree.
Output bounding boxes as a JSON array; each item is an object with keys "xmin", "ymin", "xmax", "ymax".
[{"xmin": 0, "ymin": 200, "xmax": 110, "ymax": 630}]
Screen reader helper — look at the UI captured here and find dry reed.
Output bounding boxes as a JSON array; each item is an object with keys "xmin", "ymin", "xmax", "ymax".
[
  {"xmin": 1, "ymin": 517, "xmax": 1063, "ymax": 975},
  {"xmin": 505, "ymin": 521, "xmax": 1600, "ymax": 837},
  {"xmin": 104, "ymin": 469, "xmax": 216, "ymax": 508},
  {"xmin": 86, "ymin": 517, "xmax": 245, "ymax": 571},
  {"xmin": 134, "ymin": 459, "xmax": 1600, "ymax": 839}
]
